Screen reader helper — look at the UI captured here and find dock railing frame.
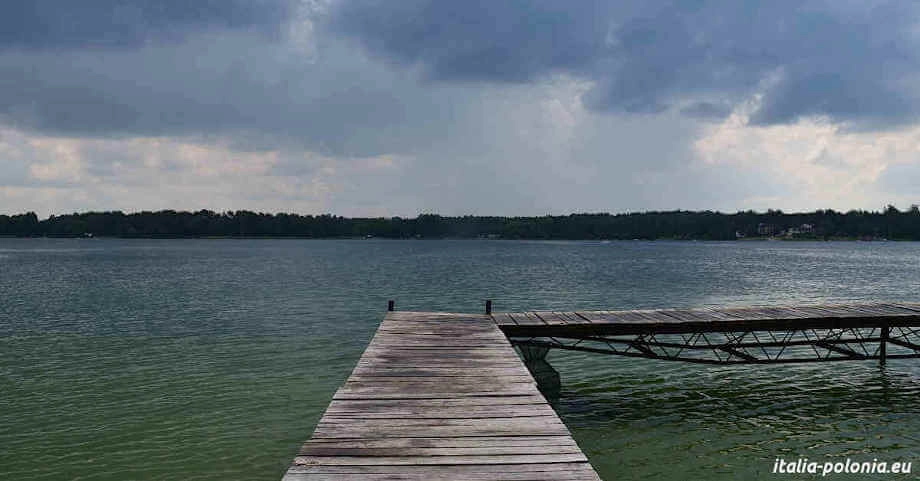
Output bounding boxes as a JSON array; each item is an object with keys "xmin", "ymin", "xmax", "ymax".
[
  {"xmin": 508, "ymin": 325, "xmax": 920, "ymax": 365},
  {"xmin": 492, "ymin": 303, "xmax": 920, "ymax": 366}
]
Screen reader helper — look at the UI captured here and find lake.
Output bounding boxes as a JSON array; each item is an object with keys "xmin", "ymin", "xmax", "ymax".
[{"xmin": 2, "ymin": 238, "xmax": 919, "ymax": 480}]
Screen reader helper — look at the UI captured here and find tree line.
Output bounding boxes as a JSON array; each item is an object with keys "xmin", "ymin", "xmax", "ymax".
[{"xmin": 1, "ymin": 206, "xmax": 919, "ymax": 240}]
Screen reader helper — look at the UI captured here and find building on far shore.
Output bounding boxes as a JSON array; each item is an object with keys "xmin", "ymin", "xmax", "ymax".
[
  {"xmin": 756, "ymin": 223, "xmax": 815, "ymax": 238},
  {"xmin": 785, "ymin": 223, "xmax": 815, "ymax": 237}
]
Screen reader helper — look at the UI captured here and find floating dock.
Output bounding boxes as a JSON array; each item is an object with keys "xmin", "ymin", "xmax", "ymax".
[{"xmin": 284, "ymin": 302, "xmax": 920, "ymax": 480}]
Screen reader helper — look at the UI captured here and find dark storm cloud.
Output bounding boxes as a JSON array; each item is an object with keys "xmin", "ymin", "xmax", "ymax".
[
  {"xmin": 0, "ymin": 32, "xmax": 486, "ymax": 159},
  {"xmin": 0, "ymin": 0, "xmax": 294, "ymax": 49},
  {"xmin": 680, "ymin": 102, "xmax": 733, "ymax": 120},
  {"xmin": 329, "ymin": 0, "xmax": 920, "ymax": 127},
  {"xmin": 326, "ymin": 0, "xmax": 616, "ymax": 83},
  {"xmin": 0, "ymin": 1, "xmax": 467, "ymax": 157},
  {"xmin": 1, "ymin": 0, "xmax": 919, "ymax": 154}
]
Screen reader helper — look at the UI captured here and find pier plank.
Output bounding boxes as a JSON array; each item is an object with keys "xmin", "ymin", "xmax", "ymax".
[{"xmin": 284, "ymin": 462, "xmax": 604, "ymax": 481}]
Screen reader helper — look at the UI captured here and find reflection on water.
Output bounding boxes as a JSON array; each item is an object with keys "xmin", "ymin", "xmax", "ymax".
[
  {"xmin": 1, "ymin": 238, "xmax": 919, "ymax": 480},
  {"xmin": 554, "ymin": 353, "xmax": 920, "ymax": 480}
]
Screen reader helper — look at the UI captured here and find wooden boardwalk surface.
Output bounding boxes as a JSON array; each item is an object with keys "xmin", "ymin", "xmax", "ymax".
[
  {"xmin": 493, "ymin": 302, "xmax": 920, "ymax": 336},
  {"xmin": 283, "ymin": 311, "xmax": 601, "ymax": 481}
]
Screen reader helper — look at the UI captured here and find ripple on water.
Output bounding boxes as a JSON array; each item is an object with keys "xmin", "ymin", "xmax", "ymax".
[{"xmin": 551, "ymin": 352, "xmax": 920, "ymax": 480}]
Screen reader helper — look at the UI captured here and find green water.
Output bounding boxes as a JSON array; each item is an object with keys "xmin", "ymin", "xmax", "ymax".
[{"xmin": 2, "ymin": 238, "xmax": 919, "ymax": 480}]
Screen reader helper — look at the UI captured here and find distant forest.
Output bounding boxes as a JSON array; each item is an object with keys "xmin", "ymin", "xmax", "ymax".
[{"xmin": 2, "ymin": 206, "xmax": 920, "ymax": 240}]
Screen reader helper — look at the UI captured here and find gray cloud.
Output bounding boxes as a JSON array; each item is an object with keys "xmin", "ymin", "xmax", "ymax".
[
  {"xmin": 0, "ymin": 0, "xmax": 293, "ymax": 49},
  {"xmin": 1, "ymin": 0, "xmax": 918, "ymax": 151},
  {"xmin": 877, "ymin": 162, "xmax": 920, "ymax": 199},
  {"xmin": 680, "ymin": 102, "xmax": 734, "ymax": 120},
  {"xmin": 0, "ymin": 33, "xmax": 468, "ymax": 157},
  {"xmin": 327, "ymin": 1, "xmax": 616, "ymax": 83},
  {"xmin": 329, "ymin": 0, "xmax": 920, "ymax": 127},
  {"xmin": 1, "ymin": 0, "xmax": 920, "ymax": 218}
]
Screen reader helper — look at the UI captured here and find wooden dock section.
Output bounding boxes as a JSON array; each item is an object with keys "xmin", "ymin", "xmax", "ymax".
[
  {"xmin": 492, "ymin": 302, "xmax": 920, "ymax": 336},
  {"xmin": 283, "ymin": 311, "xmax": 601, "ymax": 481},
  {"xmin": 493, "ymin": 302, "xmax": 920, "ymax": 365}
]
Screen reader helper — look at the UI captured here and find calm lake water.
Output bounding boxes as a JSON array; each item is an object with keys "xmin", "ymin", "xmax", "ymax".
[{"xmin": 2, "ymin": 238, "xmax": 919, "ymax": 480}]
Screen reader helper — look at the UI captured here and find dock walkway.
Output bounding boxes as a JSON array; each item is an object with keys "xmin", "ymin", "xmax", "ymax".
[
  {"xmin": 493, "ymin": 302, "xmax": 920, "ymax": 365},
  {"xmin": 283, "ymin": 311, "xmax": 601, "ymax": 481},
  {"xmin": 492, "ymin": 302, "xmax": 920, "ymax": 335}
]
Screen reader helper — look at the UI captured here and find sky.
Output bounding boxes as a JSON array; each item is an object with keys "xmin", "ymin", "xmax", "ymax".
[{"xmin": 2, "ymin": 0, "xmax": 920, "ymax": 217}]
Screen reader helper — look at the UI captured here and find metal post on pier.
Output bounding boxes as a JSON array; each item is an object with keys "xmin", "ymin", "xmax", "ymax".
[
  {"xmin": 485, "ymin": 300, "xmax": 492, "ymax": 315},
  {"xmin": 388, "ymin": 300, "xmax": 395, "ymax": 312},
  {"xmin": 881, "ymin": 324, "xmax": 889, "ymax": 365}
]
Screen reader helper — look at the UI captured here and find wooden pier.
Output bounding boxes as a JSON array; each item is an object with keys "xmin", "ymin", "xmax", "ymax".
[
  {"xmin": 284, "ymin": 302, "xmax": 920, "ymax": 479},
  {"xmin": 493, "ymin": 302, "xmax": 920, "ymax": 335},
  {"xmin": 495, "ymin": 302, "xmax": 920, "ymax": 364},
  {"xmin": 283, "ymin": 310, "xmax": 601, "ymax": 481}
]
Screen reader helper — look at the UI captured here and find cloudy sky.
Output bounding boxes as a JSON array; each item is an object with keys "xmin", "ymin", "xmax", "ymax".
[{"xmin": 2, "ymin": 0, "xmax": 920, "ymax": 217}]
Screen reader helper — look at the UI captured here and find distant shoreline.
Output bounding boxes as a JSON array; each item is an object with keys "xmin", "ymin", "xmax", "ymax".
[
  {"xmin": 2, "ymin": 208, "xmax": 919, "ymax": 240},
  {"xmin": 0, "ymin": 234, "xmax": 905, "ymax": 242}
]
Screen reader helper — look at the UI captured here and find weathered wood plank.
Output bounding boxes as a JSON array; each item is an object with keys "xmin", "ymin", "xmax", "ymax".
[
  {"xmin": 332, "ymin": 390, "xmax": 540, "ymax": 400},
  {"xmin": 300, "ymin": 436, "xmax": 580, "ymax": 449},
  {"xmin": 291, "ymin": 453, "xmax": 588, "ymax": 465},
  {"xmin": 333, "ymin": 385, "xmax": 540, "ymax": 397},
  {"xmin": 298, "ymin": 445, "xmax": 584, "ymax": 457},
  {"xmin": 284, "ymin": 472, "xmax": 600, "ymax": 481},
  {"xmin": 287, "ymin": 463, "xmax": 599, "ymax": 473},
  {"xmin": 555, "ymin": 311, "xmax": 590, "ymax": 324},
  {"xmin": 489, "ymin": 312, "xmax": 518, "ymax": 325},
  {"xmin": 314, "ymin": 417, "xmax": 567, "ymax": 429},
  {"xmin": 347, "ymin": 375, "xmax": 538, "ymax": 384},
  {"xmin": 284, "ymin": 462, "xmax": 602, "ymax": 481},
  {"xmin": 350, "ymin": 367, "xmax": 533, "ymax": 377},
  {"xmin": 507, "ymin": 312, "xmax": 544, "ymax": 326},
  {"xmin": 531, "ymin": 311, "xmax": 565, "ymax": 325},
  {"xmin": 320, "ymin": 405, "xmax": 558, "ymax": 419},
  {"xmin": 318, "ymin": 396, "xmax": 549, "ymax": 408}
]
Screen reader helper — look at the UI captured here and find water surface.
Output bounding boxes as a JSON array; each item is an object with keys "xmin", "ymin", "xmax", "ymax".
[{"xmin": 2, "ymin": 239, "xmax": 919, "ymax": 479}]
